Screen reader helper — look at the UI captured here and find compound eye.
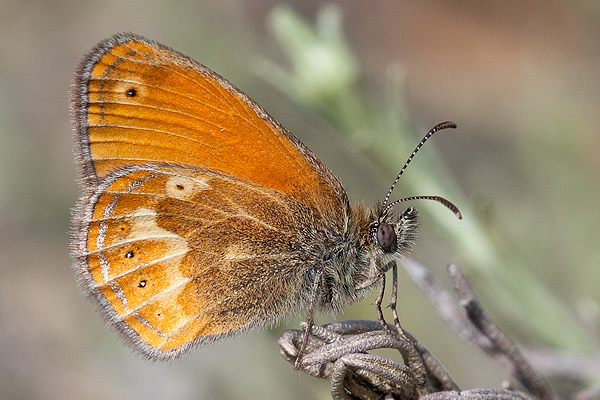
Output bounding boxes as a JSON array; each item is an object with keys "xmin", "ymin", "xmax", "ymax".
[{"xmin": 377, "ymin": 222, "xmax": 397, "ymax": 252}]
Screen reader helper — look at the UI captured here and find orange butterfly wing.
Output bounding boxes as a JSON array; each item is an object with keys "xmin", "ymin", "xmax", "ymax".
[
  {"xmin": 72, "ymin": 33, "xmax": 346, "ymax": 219},
  {"xmin": 72, "ymin": 33, "xmax": 351, "ymax": 360}
]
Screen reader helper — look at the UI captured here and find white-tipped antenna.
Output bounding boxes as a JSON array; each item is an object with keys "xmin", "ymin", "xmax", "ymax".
[{"xmin": 381, "ymin": 121, "xmax": 461, "ymax": 219}]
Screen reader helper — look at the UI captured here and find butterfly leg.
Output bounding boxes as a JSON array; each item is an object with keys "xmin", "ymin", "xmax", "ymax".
[
  {"xmin": 374, "ymin": 261, "xmax": 413, "ymax": 347},
  {"xmin": 295, "ymin": 269, "xmax": 325, "ymax": 369},
  {"xmin": 375, "ymin": 273, "xmax": 396, "ymax": 338},
  {"xmin": 390, "ymin": 262, "xmax": 413, "ymax": 343}
]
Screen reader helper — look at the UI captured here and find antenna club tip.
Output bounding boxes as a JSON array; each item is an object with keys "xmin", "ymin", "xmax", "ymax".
[
  {"xmin": 456, "ymin": 211, "xmax": 463, "ymax": 220},
  {"xmin": 437, "ymin": 121, "xmax": 457, "ymax": 130}
]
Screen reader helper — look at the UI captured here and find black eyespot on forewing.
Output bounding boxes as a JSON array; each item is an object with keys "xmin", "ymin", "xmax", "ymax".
[{"xmin": 377, "ymin": 222, "xmax": 397, "ymax": 252}]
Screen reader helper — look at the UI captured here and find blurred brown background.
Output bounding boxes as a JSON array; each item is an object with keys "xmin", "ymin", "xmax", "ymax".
[{"xmin": 1, "ymin": 1, "xmax": 598, "ymax": 399}]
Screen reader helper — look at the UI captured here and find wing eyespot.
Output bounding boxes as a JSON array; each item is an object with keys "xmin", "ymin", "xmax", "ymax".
[{"xmin": 125, "ymin": 87, "xmax": 137, "ymax": 97}]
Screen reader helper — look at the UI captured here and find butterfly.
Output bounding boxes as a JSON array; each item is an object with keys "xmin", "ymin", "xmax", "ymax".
[{"xmin": 71, "ymin": 33, "xmax": 459, "ymax": 361}]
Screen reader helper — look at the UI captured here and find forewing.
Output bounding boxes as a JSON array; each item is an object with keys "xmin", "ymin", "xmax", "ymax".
[{"xmin": 72, "ymin": 33, "xmax": 348, "ymax": 222}]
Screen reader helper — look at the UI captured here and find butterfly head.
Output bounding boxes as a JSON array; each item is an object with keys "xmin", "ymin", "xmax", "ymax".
[
  {"xmin": 336, "ymin": 202, "xmax": 418, "ymax": 301},
  {"xmin": 370, "ymin": 205, "xmax": 419, "ymax": 256}
]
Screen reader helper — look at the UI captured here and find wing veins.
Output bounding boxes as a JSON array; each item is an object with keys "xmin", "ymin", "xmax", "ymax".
[
  {"xmin": 118, "ymin": 277, "xmax": 192, "ymax": 319},
  {"xmin": 87, "ymin": 100, "xmax": 228, "ymax": 131},
  {"xmin": 94, "ymin": 249, "xmax": 190, "ymax": 286},
  {"xmin": 88, "ymin": 233, "xmax": 183, "ymax": 255},
  {"xmin": 109, "ymin": 44, "xmax": 238, "ymax": 111}
]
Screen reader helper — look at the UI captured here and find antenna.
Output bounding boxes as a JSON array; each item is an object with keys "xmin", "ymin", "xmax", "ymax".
[
  {"xmin": 383, "ymin": 195, "xmax": 462, "ymax": 219},
  {"xmin": 381, "ymin": 121, "xmax": 461, "ymax": 219}
]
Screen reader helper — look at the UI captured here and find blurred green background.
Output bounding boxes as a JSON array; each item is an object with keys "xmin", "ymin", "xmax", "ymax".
[{"xmin": 1, "ymin": 1, "xmax": 598, "ymax": 399}]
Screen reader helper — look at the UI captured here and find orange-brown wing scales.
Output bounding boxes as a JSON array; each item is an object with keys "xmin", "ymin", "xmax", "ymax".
[
  {"xmin": 75, "ymin": 166, "xmax": 311, "ymax": 359},
  {"xmin": 75, "ymin": 34, "xmax": 347, "ymax": 221}
]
